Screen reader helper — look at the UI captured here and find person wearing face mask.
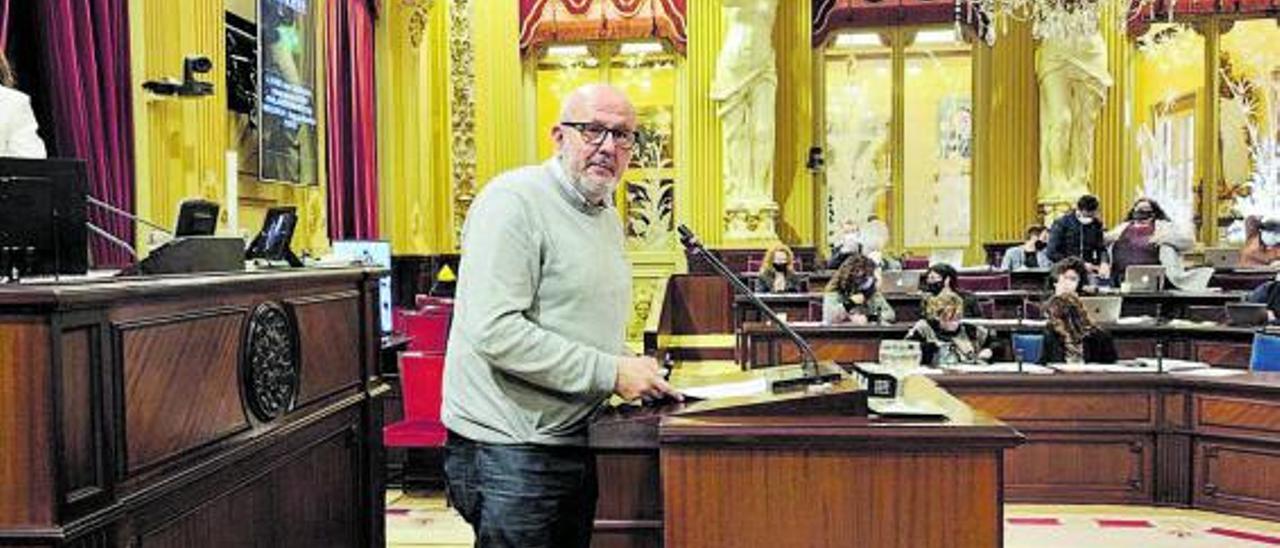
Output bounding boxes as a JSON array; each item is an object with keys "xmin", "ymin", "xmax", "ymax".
[
  {"xmin": 1001, "ymin": 225, "xmax": 1050, "ymax": 271},
  {"xmin": 1240, "ymin": 216, "xmax": 1280, "ymax": 268},
  {"xmin": 823, "ymin": 254, "xmax": 896, "ymax": 325},
  {"xmin": 1104, "ymin": 198, "xmax": 1197, "ymax": 286},
  {"xmin": 923, "ymin": 263, "xmax": 984, "ymax": 318},
  {"xmin": 753, "ymin": 243, "xmax": 805, "ymax": 293},
  {"xmin": 441, "ymin": 84, "xmax": 681, "ymax": 548},
  {"xmin": 1046, "ymin": 194, "xmax": 1112, "ymax": 281},
  {"xmin": 906, "ymin": 291, "xmax": 997, "ymax": 366}
]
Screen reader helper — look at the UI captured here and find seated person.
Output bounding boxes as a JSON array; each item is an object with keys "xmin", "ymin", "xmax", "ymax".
[
  {"xmin": 1040, "ymin": 293, "xmax": 1119, "ymax": 364},
  {"xmin": 1241, "ymin": 215, "xmax": 1280, "ymax": 268},
  {"xmin": 1001, "ymin": 225, "xmax": 1050, "ymax": 271},
  {"xmin": 1050, "ymin": 256, "xmax": 1092, "ymax": 297},
  {"xmin": 822, "ymin": 254, "xmax": 896, "ymax": 325},
  {"xmin": 1105, "ymin": 197, "xmax": 1203, "ymax": 288},
  {"xmin": 753, "ymin": 243, "xmax": 805, "ymax": 293},
  {"xmin": 923, "ymin": 263, "xmax": 984, "ymax": 318},
  {"xmin": 905, "ymin": 291, "xmax": 996, "ymax": 366},
  {"xmin": 1246, "ymin": 273, "xmax": 1280, "ymax": 324}
]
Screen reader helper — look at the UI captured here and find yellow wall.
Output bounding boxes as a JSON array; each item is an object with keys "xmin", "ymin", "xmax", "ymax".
[
  {"xmin": 130, "ymin": 0, "xmax": 327, "ymax": 257},
  {"xmin": 472, "ymin": 2, "xmax": 524, "ymax": 191}
]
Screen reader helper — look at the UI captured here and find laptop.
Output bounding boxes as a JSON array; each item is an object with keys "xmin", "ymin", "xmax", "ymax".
[
  {"xmin": 1125, "ymin": 265, "xmax": 1165, "ymax": 292},
  {"xmin": 881, "ymin": 270, "xmax": 923, "ymax": 294},
  {"xmin": 1204, "ymin": 247, "xmax": 1241, "ymax": 269},
  {"xmin": 1080, "ymin": 296, "xmax": 1123, "ymax": 324}
]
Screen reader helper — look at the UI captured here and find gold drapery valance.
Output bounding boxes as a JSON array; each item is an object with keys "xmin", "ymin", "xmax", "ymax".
[{"xmin": 519, "ymin": 0, "xmax": 687, "ymax": 56}]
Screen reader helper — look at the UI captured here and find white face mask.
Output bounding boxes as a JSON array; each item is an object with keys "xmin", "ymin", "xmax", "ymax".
[
  {"xmin": 1263, "ymin": 230, "xmax": 1280, "ymax": 247},
  {"xmin": 1077, "ymin": 213, "xmax": 1094, "ymax": 225}
]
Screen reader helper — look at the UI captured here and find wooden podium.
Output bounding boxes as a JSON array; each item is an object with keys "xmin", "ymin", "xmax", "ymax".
[
  {"xmin": 590, "ymin": 374, "xmax": 1023, "ymax": 547},
  {"xmin": 0, "ymin": 268, "xmax": 386, "ymax": 547}
]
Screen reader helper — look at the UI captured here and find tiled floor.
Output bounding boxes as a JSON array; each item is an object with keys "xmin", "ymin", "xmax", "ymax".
[{"xmin": 386, "ymin": 490, "xmax": 1280, "ymax": 547}]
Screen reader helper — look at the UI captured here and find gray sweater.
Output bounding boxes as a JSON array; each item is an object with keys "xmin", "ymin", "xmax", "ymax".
[{"xmin": 441, "ymin": 159, "xmax": 630, "ymax": 446}]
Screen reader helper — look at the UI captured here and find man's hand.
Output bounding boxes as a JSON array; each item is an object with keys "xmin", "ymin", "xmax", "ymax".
[
  {"xmin": 1097, "ymin": 263, "xmax": 1112, "ymax": 280},
  {"xmin": 978, "ymin": 348, "xmax": 994, "ymax": 361},
  {"xmin": 615, "ymin": 356, "xmax": 683, "ymax": 402},
  {"xmin": 850, "ymin": 313, "xmax": 869, "ymax": 326}
]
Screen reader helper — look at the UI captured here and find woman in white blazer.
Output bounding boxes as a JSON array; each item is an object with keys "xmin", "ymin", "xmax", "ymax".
[{"xmin": 0, "ymin": 52, "xmax": 47, "ymax": 159}]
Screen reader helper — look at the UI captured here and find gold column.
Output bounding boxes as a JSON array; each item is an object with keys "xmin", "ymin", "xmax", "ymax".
[
  {"xmin": 971, "ymin": 20, "xmax": 1040, "ymax": 261},
  {"xmin": 679, "ymin": 0, "xmax": 726, "ymax": 246},
  {"xmin": 1091, "ymin": 2, "xmax": 1137, "ymax": 226},
  {"xmin": 1201, "ymin": 20, "xmax": 1223, "ymax": 245},
  {"xmin": 773, "ymin": 0, "xmax": 815, "ymax": 246}
]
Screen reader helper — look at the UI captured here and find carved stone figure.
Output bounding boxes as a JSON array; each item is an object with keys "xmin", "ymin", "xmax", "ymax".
[{"xmin": 1036, "ymin": 22, "xmax": 1113, "ymax": 208}]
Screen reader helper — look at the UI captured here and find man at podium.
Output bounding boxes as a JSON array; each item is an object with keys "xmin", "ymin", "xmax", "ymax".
[{"xmin": 440, "ymin": 84, "xmax": 680, "ymax": 548}]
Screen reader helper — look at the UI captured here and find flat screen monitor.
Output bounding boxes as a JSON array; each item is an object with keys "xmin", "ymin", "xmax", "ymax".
[
  {"xmin": 245, "ymin": 206, "xmax": 299, "ymax": 264},
  {"xmin": 332, "ymin": 240, "xmax": 392, "ymax": 334},
  {"xmin": 174, "ymin": 199, "xmax": 220, "ymax": 237},
  {"xmin": 0, "ymin": 158, "xmax": 89, "ymax": 276}
]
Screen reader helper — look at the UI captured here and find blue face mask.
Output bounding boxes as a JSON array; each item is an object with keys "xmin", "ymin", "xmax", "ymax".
[
  {"xmin": 1263, "ymin": 230, "xmax": 1280, "ymax": 247},
  {"xmin": 859, "ymin": 277, "xmax": 876, "ymax": 292}
]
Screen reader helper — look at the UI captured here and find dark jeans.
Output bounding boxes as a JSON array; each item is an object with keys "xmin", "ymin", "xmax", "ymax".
[{"xmin": 443, "ymin": 431, "xmax": 598, "ymax": 548}]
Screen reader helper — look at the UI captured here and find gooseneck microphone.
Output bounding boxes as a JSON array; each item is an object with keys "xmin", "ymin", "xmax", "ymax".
[{"xmin": 676, "ymin": 225, "xmax": 842, "ymax": 392}]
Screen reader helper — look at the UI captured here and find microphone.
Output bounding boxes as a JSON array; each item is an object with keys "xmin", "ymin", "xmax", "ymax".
[
  {"xmin": 86, "ymin": 221, "xmax": 138, "ymax": 259},
  {"xmin": 676, "ymin": 224, "xmax": 841, "ymax": 392},
  {"xmin": 86, "ymin": 195, "xmax": 171, "ymax": 235}
]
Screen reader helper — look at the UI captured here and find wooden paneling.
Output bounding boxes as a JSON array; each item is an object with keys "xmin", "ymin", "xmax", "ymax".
[
  {"xmin": 595, "ymin": 451, "xmax": 662, "ymax": 548},
  {"xmin": 1162, "ymin": 392, "xmax": 1190, "ymax": 429},
  {"xmin": 1156, "ymin": 434, "xmax": 1192, "ymax": 506},
  {"xmin": 662, "ymin": 448, "xmax": 1001, "ymax": 548},
  {"xmin": 290, "ymin": 292, "xmax": 362, "ymax": 405},
  {"xmin": 1194, "ymin": 342, "xmax": 1252, "ymax": 369},
  {"xmin": 121, "ymin": 310, "xmax": 250, "ymax": 472},
  {"xmin": 1197, "ymin": 441, "xmax": 1280, "ymax": 520},
  {"xmin": 1003, "ymin": 434, "xmax": 1153, "ymax": 504},
  {"xmin": 662, "ymin": 275, "xmax": 732, "ymax": 335},
  {"xmin": 959, "ymin": 392, "xmax": 1155, "ymax": 428},
  {"xmin": 1197, "ymin": 395, "xmax": 1280, "ymax": 440},
  {"xmin": 0, "ymin": 319, "xmax": 54, "ymax": 527},
  {"xmin": 59, "ymin": 327, "xmax": 102, "ymax": 503}
]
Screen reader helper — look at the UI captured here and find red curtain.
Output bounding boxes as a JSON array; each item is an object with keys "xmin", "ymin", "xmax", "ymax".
[
  {"xmin": 39, "ymin": 0, "xmax": 136, "ymax": 267},
  {"xmin": 325, "ymin": 0, "xmax": 378, "ymax": 241}
]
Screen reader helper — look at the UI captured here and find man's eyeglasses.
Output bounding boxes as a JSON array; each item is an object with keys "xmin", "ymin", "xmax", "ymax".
[{"xmin": 559, "ymin": 122, "xmax": 635, "ymax": 150}]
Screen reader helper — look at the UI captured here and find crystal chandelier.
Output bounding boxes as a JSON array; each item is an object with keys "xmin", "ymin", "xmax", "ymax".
[{"xmin": 959, "ymin": 0, "xmax": 1167, "ymax": 44}]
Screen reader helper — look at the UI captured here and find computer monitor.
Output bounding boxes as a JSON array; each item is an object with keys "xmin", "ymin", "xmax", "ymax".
[
  {"xmin": 245, "ymin": 206, "xmax": 301, "ymax": 266},
  {"xmin": 174, "ymin": 199, "xmax": 220, "ymax": 237},
  {"xmin": 332, "ymin": 240, "xmax": 392, "ymax": 334},
  {"xmin": 0, "ymin": 158, "xmax": 89, "ymax": 276}
]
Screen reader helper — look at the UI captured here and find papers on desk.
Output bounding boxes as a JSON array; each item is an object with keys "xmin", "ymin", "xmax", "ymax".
[
  {"xmin": 1048, "ymin": 359, "xmax": 1209, "ymax": 373},
  {"xmin": 943, "ymin": 362, "xmax": 1054, "ymax": 374},
  {"xmin": 966, "ymin": 319, "xmax": 1047, "ymax": 329},
  {"xmin": 680, "ymin": 377, "xmax": 769, "ymax": 400},
  {"xmin": 1115, "ymin": 316, "xmax": 1156, "ymax": 326},
  {"xmin": 1172, "ymin": 367, "xmax": 1246, "ymax": 378},
  {"xmin": 1166, "ymin": 319, "xmax": 1221, "ymax": 329},
  {"xmin": 868, "ymin": 399, "xmax": 948, "ymax": 420}
]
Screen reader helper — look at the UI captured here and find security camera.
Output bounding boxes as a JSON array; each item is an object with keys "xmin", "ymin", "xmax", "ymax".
[
  {"xmin": 143, "ymin": 54, "xmax": 214, "ymax": 98},
  {"xmin": 185, "ymin": 55, "xmax": 213, "ymax": 75}
]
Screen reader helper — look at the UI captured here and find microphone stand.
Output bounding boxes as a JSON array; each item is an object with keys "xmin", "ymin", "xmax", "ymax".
[{"xmin": 677, "ymin": 225, "xmax": 842, "ymax": 392}]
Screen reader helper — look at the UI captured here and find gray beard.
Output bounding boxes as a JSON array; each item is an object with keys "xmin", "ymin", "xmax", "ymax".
[{"xmin": 562, "ymin": 157, "xmax": 616, "ymax": 206}]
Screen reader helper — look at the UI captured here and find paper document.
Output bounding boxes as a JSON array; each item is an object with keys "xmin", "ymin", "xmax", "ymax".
[
  {"xmin": 944, "ymin": 363, "xmax": 1054, "ymax": 374},
  {"xmin": 1131, "ymin": 358, "xmax": 1210, "ymax": 372},
  {"xmin": 1172, "ymin": 368, "xmax": 1245, "ymax": 378},
  {"xmin": 680, "ymin": 377, "xmax": 769, "ymax": 400}
]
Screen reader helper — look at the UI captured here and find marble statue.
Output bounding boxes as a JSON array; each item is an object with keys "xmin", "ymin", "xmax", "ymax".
[
  {"xmin": 1036, "ymin": 26, "xmax": 1112, "ymax": 208},
  {"xmin": 712, "ymin": 0, "xmax": 779, "ymax": 240}
]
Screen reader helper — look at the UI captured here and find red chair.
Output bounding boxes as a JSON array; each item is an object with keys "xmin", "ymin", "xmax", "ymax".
[
  {"xmin": 903, "ymin": 257, "xmax": 930, "ymax": 270},
  {"xmin": 955, "ymin": 273, "xmax": 1012, "ymax": 292},
  {"xmin": 415, "ymin": 295, "xmax": 454, "ymax": 310},
  {"xmin": 383, "ymin": 352, "xmax": 448, "ymax": 490}
]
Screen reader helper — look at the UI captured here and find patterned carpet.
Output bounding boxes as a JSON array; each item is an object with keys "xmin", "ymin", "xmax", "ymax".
[{"xmin": 386, "ymin": 491, "xmax": 1280, "ymax": 547}]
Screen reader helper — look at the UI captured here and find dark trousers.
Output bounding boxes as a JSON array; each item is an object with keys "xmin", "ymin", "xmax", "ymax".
[{"xmin": 443, "ymin": 432, "xmax": 598, "ymax": 548}]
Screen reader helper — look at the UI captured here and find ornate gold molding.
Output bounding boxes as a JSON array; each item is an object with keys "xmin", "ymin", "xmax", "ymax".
[
  {"xmin": 405, "ymin": 0, "xmax": 434, "ymax": 48},
  {"xmin": 449, "ymin": 0, "xmax": 477, "ymax": 243}
]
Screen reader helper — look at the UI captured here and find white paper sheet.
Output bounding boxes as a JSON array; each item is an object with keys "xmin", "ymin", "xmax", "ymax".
[{"xmin": 680, "ymin": 377, "xmax": 769, "ymax": 400}]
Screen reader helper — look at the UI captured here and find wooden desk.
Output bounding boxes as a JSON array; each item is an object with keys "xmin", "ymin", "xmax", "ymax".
[
  {"xmin": 590, "ymin": 373, "xmax": 1022, "ymax": 547},
  {"xmin": 935, "ymin": 372, "xmax": 1280, "ymax": 522},
  {"xmin": 0, "ymin": 268, "xmax": 386, "ymax": 547},
  {"xmin": 739, "ymin": 322, "xmax": 1258, "ymax": 369}
]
